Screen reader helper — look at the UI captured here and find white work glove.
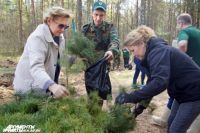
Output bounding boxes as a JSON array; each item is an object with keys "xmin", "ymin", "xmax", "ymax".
[
  {"xmin": 104, "ymin": 51, "xmax": 113, "ymax": 61},
  {"xmin": 48, "ymin": 84, "xmax": 69, "ymax": 98}
]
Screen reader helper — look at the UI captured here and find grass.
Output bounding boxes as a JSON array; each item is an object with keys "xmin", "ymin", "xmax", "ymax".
[
  {"xmin": 0, "ymin": 67, "xmax": 15, "ymax": 75},
  {"xmin": 0, "ymin": 54, "xmax": 19, "ymax": 61},
  {"xmin": 0, "ymin": 54, "xmax": 18, "ymax": 76}
]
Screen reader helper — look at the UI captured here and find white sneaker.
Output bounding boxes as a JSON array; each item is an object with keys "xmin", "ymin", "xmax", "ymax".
[
  {"xmin": 151, "ymin": 107, "xmax": 171, "ymax": 127},
  {"xmin": 187, "ymin": 115, "xmax": 200, "ymax": 133},
  {"xmin": 151, "ymin": 115, "xmax": 167, "ymax": 127}
]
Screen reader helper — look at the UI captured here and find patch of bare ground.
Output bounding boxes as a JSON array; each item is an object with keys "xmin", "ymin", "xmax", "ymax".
[{"xmin": 0, "ymin": 58, "xmax": 16, "ymax": 104}]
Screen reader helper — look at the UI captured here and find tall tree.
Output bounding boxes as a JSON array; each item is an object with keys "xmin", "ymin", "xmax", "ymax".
[
  {"xmin": 31, "ymin": 0, "xmax": 36, "ymax": 27},
  {"xmin": 18, "ymin": 0, "xmax": 23, "ymax": 47},
  {"xmin": 77, "ymin": 0, "xmax": 82, "ymax": 31},
  {"xmin": 61, "ymin": 0, "xmax": 64, "ymax": 7},
  {"xmin": 139, "ymin": 0, "xmax": 147, "ymax": 25},
  {"xmin": 86, "ymin": 0, "xmax": 94, "ymax": 22},
  {"xmin": 115, "ymin": 0, "xmax": 126, "ymax": 31},
  {"xmin": 135, "ymin": 0, "xmax": 139, "ymax": 26},
  {"xmin": 40, "ymin": 0, "xmax": 43, "ymax": 14},
  {"xmin": 197, "ymin": 0, "xmax": 200, "ymax": 27},
  {"xmin": 146, "ymin": 0, "xmax": 151, "ymax": 26}
]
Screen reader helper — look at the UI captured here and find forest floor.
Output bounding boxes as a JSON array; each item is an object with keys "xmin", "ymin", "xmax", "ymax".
[{"xmin": 0, "ymin": 57, "xmax": 167, "ymax": 133}]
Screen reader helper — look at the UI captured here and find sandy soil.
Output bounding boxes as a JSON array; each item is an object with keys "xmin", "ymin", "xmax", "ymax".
[
  {"xmin": 0, "ymin": 59, "xmax": 16, "ymax": 104},
  {"xmin": 110, "ymin": 70, "xmax": 167, "ymax": 133}
]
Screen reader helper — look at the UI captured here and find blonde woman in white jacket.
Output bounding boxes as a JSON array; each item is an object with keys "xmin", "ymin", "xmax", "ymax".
[{"xmin": 13, "ymin": 7, "xmax": 70, "ymax": 98}]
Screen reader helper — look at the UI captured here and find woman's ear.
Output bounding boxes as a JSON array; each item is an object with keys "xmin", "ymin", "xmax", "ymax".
[{"xmin": 47, "ymin": 18, "xmax": 52, "ymax": 24}]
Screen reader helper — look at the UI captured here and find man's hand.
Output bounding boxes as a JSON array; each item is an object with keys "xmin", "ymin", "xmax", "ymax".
[
  {"xmin": 115, "ymin": 92, "xmax": 131, "ymax": 105},
  {"xmin": 178, "ymin": 40, "xmax": 188, "ymax": 53},
  {"xmin": 104, "ymin": 51, "xmax": 113, "ymax": 61},
  {"xmin": 48, "ymin": 84, "xmax": 69, "ymax": 98}
]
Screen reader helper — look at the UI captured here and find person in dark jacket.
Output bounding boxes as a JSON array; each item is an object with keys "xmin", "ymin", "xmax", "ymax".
[
  {"xmin": 132, "ymin": 56, "xmax": 146, "ymax": 88},
  {"xmin": 115, "ymin": 25, "xmax": 200, "ymax": 133},
  {"xmin": 152, "ymin": 13, "xmax": 200, "ymax": 130},
  {"xmin": 122, "ymin": 47, "xmax": 130, "ymax": 69},
  {"xmin": 81, "ymin": 1, "xmax": 120, "ymax": 106}
]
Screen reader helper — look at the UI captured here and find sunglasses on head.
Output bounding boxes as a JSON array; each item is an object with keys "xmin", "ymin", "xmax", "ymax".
[{"xmin": 54, "ymin": 20, "xmax": 69, "ymax": 30}]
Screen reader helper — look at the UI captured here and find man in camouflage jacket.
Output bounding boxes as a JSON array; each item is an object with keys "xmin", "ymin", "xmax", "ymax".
[
  {"xmin": 82, "ymin": 1, "xmax": 120, "ymax": 105},
  {"xmin": 82, "ymin": 1, "xmax": 120, "ymax": 66}
]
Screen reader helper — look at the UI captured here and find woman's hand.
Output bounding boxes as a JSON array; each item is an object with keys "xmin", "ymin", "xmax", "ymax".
[{"xmin": 48, "ymin": 84, "xmax": 69, "ymax": 98}]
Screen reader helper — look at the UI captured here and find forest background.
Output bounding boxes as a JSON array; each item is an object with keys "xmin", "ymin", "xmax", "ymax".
[
  {"xmin": 0, "ymin": 0, "xmax": 200, "ymax": 55},
  {"xmin": 0, "ymin": 1, "xmax": 199, "ymax": 132}
]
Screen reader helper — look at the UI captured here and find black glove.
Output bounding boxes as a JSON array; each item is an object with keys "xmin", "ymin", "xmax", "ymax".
[
  {"xmin": 115, "ymin": 92, "xmax": 131, "ymax": 105},
  {"xmin": 133, "ymin": 105, "xmax": 146, "ymax": 118}
]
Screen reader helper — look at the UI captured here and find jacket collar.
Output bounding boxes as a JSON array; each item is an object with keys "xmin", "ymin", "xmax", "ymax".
[
  {"xmin": 146, "ymin": 37, "xmax": 168, "ymax": 51},
  {"xmin": 90, "ymin": 21, "xmax": 107, "ymax": 32},
  {"xmin": 43, "ymin": 24, "xmax": 64, "ymax": 47},
  {"xmin": 141, "ymin": 37, "xmax": 167, "ymax": 67}
]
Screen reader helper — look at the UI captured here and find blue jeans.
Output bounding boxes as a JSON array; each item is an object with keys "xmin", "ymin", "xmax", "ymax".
[{"xmin": 168, "ymin": 99, "xmax": 200, "ymax": 133}]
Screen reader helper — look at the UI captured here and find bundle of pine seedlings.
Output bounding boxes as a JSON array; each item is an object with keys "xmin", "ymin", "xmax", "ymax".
[
  {"xmin": 67, "ymin": 32, "xmax": 104, "ymax": 67},
  {"xmin": 0, "ymin": 93, "xmax": 136, "ymax": 133}
]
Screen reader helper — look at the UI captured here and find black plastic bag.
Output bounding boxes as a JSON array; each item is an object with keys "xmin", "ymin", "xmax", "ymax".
[{"xmin": 85, "ymin": 58, "xmax": 112, "ymax": 100}]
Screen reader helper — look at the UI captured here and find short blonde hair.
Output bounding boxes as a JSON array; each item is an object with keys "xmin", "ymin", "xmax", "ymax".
[
  {"xmin": 124, "ymin": 25, "xmax": 156, "ymax": 46},
  {"xmin": 43, "ymin": 7, "xmax": 70, "ymax": 23}
]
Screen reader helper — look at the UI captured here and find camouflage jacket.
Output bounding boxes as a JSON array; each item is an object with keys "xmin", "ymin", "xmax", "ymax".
[{"xmin": 82, "ymin": 21, "xmax": 120, "ymax": 58}]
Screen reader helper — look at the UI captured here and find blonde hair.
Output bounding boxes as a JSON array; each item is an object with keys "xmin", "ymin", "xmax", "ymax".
[
  {"xmin": 43, "ymin": 7, "xmax": 70, "ymax": 23},
  {"xmin": 124, "ymin": 25, "xmax": 156, "ymax": 46}
]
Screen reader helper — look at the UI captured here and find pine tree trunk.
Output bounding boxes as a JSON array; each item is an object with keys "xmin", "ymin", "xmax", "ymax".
[
  {"xmin": 61, "ymin": 0, "xmax": 64, "ymax": 7},
  {"xmin": 40, "ymin": 0, "xmax": 44, "ymax": 23},
  {"xmin": 135, "ymin": 0, "xmax": 139, "ymax": 26},
  {"xmin": 31, "ymin": 0, "xmax": 36, "ymax": 27},
  {"xmin": 18, "ymin": 0, "xmax": 23, "ymax": 48},
  {"xmin": 140, "ymin": 0, "xmax": 146, "ymax": 25},
  {"xmin": 146, "ymin": 0, "xmax": 151, "ymax": 26},
  {"xmin": 197, "ymin": 0, "xmax": 200, "ymax": 27},
  {"xmin": 77, "ymin": 0, "xmax": 82, "ymax": 31}
]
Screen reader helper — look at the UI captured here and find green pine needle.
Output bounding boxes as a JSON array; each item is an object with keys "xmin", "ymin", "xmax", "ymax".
[{"xmin": 0, "ymin": 93, "xmax": 136, "ymax": 133}]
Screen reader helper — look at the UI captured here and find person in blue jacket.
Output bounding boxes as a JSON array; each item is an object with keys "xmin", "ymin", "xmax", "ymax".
[
  {"xmin": 115, "ymin": 25, "xmax": 200, "ymax": 133},
  {"xmin": 132, "ymin": 56, "xmax": 146, "ymax": 88}
]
